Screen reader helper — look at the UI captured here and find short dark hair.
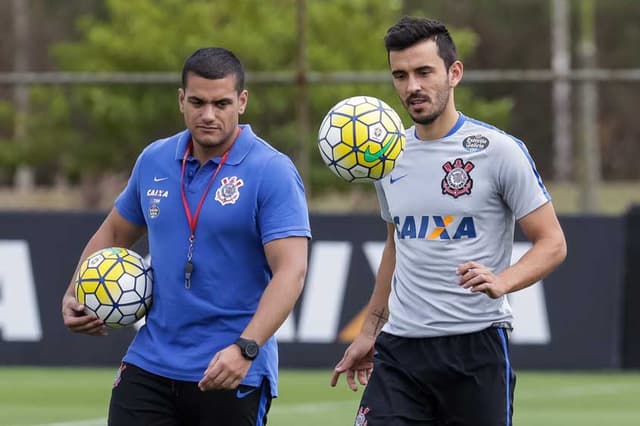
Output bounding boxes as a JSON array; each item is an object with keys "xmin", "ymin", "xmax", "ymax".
[
  {"xmin": 384, "ymin": 16, "xmax": 457, "ymax": 70},
  {"xmin": 181, "ymin": 47, "xmax": 245, "ymax": 92}
]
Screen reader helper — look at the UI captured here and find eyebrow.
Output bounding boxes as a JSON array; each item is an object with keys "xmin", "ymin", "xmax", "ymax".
[
  {"xmin": 186, "ymin": 95, "xmax": 232, "ymax": 104},
  {"xmin": 393, "ymin": 64, "xmax": 436, "ymax": 74},
  {"xmin": 414, "ymin": 65, "xmax": 435, "ymax": 73}
]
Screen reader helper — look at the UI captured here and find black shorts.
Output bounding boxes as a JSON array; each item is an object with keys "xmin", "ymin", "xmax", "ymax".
[
  {"xmin": 108, "ymin": 362, "xmax": 272, "ymax": 426},
  {"xmin": 356, "ymin": 327, "xmax": 515, "ymax": 426}
]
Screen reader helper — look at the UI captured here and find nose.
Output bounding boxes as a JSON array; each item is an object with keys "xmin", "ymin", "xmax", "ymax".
[
  {"xmin": 406, "ymin": 74, "xmax": 421, "ymax": 94},
  {"xmin": 200, "ymin": 103, "xmax": 216, "ymax": 122}
]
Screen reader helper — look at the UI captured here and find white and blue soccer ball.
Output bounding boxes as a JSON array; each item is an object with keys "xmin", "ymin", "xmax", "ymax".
[{"xmin": 75, "ymin": 247, "xmax": 152, "ymax": 328}]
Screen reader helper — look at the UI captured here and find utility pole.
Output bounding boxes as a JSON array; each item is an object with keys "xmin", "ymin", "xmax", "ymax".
[
  {"xmin": 577, "ymin": 0, "xmax": 600, "ymax": 212},
  {"xmin": 551, "ymin": 0, "xmax": 572, "ymax": 182},
  {"xmin": 12, "ymin": 0, "xmax": 35, "ymax": 191}
]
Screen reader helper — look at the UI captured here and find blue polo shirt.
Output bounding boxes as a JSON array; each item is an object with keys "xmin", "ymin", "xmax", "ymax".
[{"xmin": 114, "ymin": 124, "xmax": 311, "ymax": 396}]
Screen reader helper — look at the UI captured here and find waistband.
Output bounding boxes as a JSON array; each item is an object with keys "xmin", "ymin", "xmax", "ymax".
[{"xmin": 491, "ymin": 321, "xmax": 513, "ymax": 330}]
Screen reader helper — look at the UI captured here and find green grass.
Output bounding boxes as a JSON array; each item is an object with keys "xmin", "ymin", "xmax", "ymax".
[{"xmin": 1, "ymin": 368, "xmax": 639, "ymax": 425}]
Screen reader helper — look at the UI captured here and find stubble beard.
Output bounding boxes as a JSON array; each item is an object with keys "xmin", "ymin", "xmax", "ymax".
[{"xmin": 405, "ymin": 77, "xmax": 451, "ymax": 126}]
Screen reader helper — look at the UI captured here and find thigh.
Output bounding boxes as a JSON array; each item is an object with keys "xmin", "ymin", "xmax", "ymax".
[
  {"xmin": 108, "ymin": 362, "xmax": 179, "ymax": 426},
  {"xmin": 439, "ymin": 328, "xmax": 516, "ymax": 426},
  {"xmin": 357, "ymin": 333, "xmax": 440, "ymax": 426},
  {"xmin": 179, "ymin": 378, "xmax": 272, "ymax": 426}
]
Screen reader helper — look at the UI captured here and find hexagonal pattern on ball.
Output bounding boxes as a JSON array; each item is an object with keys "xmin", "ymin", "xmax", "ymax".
[
  {"xmin": 75, "ymin": 247, "xmax": 153, "ymax": 328},
  {"xmin": 318, "ymin": 96, "xmax": 406, "ymax": 183}
]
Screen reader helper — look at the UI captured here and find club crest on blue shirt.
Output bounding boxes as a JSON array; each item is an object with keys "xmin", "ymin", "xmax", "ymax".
[
  {"xmin": 148, "ymin": 203, "xmax": 160, "ymax": 218},
  {"xmin": 442, "ymin": 158, "xmax": 474, "ymax": 198},
  {"xmin": 215, "ymin": 176, "xmax": 244, "ymax": 205}
]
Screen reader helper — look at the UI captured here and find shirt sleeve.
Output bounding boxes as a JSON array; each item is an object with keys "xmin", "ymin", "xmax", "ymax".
[
  {"xmin": 497, "ymin": 136, "xmax": 551, "ymax": 220},
  {"xmin": 257, "ymin": 154, "xmax": 311, "ymax": 244},
  {"xmin": 114, "ymin": 151, "xmax": 146, "ymax": 226},
  {"xmin": 374, "ymin": 180, "xmax": 393, "ymax": 223}
]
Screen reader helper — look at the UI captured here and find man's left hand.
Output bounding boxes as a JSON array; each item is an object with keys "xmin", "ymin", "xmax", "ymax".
[
  {"xmin": 457, "ymin": 261, "xmax": 507, "ymax": 299},
  {"xmin": 198, "ymin": 345, "xmax": 251, "ymax": 391}
]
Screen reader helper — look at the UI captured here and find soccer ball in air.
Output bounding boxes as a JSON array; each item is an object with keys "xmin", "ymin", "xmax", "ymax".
[
  {"xmin": 75, "ymin": 247, "xmax": 153, "ymax": 328},
  {"xmin": 318, "ymin": 96, "xmax": 406, "ymax": 182}
]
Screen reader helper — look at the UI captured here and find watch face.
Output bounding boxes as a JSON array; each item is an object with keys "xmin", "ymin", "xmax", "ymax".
[
  {"xmin": 237, "ymin": 338, "xmax": 259, "ymax": 360},
  {"xmin": 245, "ymin": 342, "xmax": 259, "ymax": 359}
]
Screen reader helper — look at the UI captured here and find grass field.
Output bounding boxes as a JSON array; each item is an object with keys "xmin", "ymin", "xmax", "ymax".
[{"xmin": 1, "ymin": 368, "xmax": 639, "ymax": 425}]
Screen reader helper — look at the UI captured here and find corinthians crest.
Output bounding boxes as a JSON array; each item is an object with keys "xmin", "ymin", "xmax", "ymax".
[
  {"xmin": 354, "ymin": 406, "xmax": 370, "ymax": 426},
  {"xmin": 215, "ymin": 176, "xmax": 244, "ymax": 205},
  {"xmin": 442, "ymin": 158, "xmax": 474, "ymax": 198}
]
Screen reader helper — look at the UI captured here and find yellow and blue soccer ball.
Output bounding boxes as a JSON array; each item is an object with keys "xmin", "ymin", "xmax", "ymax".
[
  {"xmin": 75, "ymin": 247, "xmax": 152, "ymax": 328},
  {"xmin": 318, "ymin": 96, "xmax": 406, "ymax": 182}
]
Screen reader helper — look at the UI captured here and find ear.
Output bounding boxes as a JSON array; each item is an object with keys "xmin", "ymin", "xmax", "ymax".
[
  {"xmin": 178, "ymin": 88, "xmax": 185, "ymax": 113},
  {"xmin": 448, "ymin": 60, "xmax": 464, "ymax": 88},
  {"xmin": 238, "ymin": 90, "xmax": 249, "ymax": 115}
]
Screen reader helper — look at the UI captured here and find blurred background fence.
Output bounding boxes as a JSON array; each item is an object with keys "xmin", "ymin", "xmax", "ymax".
[{"xmin": 0, "ymin": 0, "xmax": 639, "ymax": 214}]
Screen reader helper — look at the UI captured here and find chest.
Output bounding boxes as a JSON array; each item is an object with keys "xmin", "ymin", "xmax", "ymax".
[
  {"xmin": 383, "ymin": 141, "xmax": 501, "ymax": 217},
  {"xmin": 139, "ymin": 161, "xmax": 258, "ymax": 234}
]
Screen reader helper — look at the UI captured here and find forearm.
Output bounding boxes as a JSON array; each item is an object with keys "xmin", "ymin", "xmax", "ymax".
[
  {"xmin": 360, "ymin": 279, "xmax": 392, "ymax": 340},
  {"xmin": 240, "ymin": 270, "xmax": 305, "ymax": 345},
  {"xmin": 499, "ymin": 234, "xmax": 566, "ymax": 294},
  {"xmin": 492, "ymin": 202, "xmax": 567, "ymax": 295},
  {"xmin": 360, "ymin": 228, "xmax": 395, "ymax": 339}
]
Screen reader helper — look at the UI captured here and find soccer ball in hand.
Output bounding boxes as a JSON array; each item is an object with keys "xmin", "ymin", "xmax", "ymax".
[
  {"xmin": 75, "ymin": 247, "xmax": 153, "ymax": 328},
  {"xmin": 318, "ymin": 96, "xmax": 406, "ymax": 182}
]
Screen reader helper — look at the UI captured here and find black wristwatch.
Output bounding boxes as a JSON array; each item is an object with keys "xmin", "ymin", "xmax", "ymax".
[{"xmin": 235, "ymin": 337, "xmax": 260, "ymax": 360}]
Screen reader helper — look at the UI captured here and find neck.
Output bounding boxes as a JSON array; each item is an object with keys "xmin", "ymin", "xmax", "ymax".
[{"xmin": 415, "ymin": 105, "xmax": 459, "ymax": 141}]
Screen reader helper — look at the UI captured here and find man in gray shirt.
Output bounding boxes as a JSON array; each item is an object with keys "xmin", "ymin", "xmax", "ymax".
[{"xmin": 331, "ymin": 16, "xmax": 566, "ymax": 426}]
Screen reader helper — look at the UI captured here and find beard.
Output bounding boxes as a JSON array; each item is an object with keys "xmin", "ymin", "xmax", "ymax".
[{"xmin": 405, "ymin": 81, "xmax": 451, "ymax": 126}]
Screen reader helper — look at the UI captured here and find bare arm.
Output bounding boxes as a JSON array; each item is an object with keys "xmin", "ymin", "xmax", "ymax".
[
  {"xmin": 61, "ymin": 208, "xmax": 146, "ymax": 335},
  {"xmin": 198, "ymin": 236, "xmax": 308, "ymax": 390},
  {"xmin": 241, "ymin": 236, "xmax": 309, "ymax": 344},
  {"xmin": 358, "ymin": 222, "xmax": 396, "ymax": 340},
  {"xmin": 458, "ymin": 202, "xmax": 567, "ymax": 298},
  {"xmin": 331, "ymin": 222, "xmax": 396, "ymax": 391}
]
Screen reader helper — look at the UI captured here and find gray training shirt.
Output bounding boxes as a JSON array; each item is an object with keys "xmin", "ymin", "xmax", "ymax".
[{"xmin": 375, "ymin": 113, "xmax": 550, "ymax": 338}]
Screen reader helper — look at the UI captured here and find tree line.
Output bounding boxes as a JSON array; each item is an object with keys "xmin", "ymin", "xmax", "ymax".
[{"xmin": 1, "ymin": 0, "xmax": 638, "ymax": 198}]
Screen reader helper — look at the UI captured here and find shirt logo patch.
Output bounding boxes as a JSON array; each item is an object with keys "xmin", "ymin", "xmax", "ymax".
[
  {"xmin": 148, "ymin": 203, "xmax": 160, "ymax": 218},
  {"xmin": 394, "ymin": 215, "xmax": 477, "ymax": 240},
  {"xmin": 389, "ymin": 173, "xmax": 408, "ymax": 184},
  {"xmin": 442, "ymin": 158, "xmax": 474, "ymax": 198},
  {"xmin": 462, "ymin": 135, "xmax": 490, "ymax": 152},
  {"xmin": 147, "ymin": 189, "xmax": 169, "ymax": 198},
  {"xmin": 215, "ymin": 176, "xmax": 244, "ymax": 206}
]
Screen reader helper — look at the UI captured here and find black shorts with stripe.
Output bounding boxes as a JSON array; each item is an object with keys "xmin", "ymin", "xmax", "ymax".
[
  {"xmin": 355, "ymin": 326, "xmax": 515, "ymax": 426},
  {"xmin": 108, "ymin": 362, "xmax": 272, "ymax": 426}
]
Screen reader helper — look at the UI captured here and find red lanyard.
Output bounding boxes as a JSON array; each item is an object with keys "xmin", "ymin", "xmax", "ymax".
[
  {"xmin": 179, "ymin": 142, "xmax": 229, "ymax": 287},
  {"xmin": 180, "ymin": 145, "xmax": 229, "ymax": 237}
]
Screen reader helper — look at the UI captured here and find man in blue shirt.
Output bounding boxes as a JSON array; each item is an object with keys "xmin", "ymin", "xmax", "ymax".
[{"xmin": 62, "ymin": 47, "xmax": 311, "ymax": 425}]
